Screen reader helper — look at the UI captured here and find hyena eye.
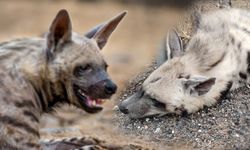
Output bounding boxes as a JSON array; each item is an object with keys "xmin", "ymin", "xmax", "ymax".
[
  {"xmin": 178, "ymin": 73, "xmax": 190, "ymax": 79},
  {"xmin": 150, "ymin": 98, "xmax": 166, "ymax": 109},
  {"xmin": 74, "ymin": 64, "xmax": 92, "ymax": 76}
]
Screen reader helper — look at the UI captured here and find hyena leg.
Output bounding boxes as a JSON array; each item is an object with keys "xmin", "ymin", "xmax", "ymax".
[
  {"xmin": 203, "ymin": 80, "xmax": 232, "ymax": 107},
  {"xmin": 41, "ymin": 137, "xmax": 101, "ymax": 150},
  {"xmin": 41, "ymin": 136, "xmax": 124, "ymax": 150},
  {"xmin": 73, "ymin": 145, "xmax": 102, "ymax": 150}
]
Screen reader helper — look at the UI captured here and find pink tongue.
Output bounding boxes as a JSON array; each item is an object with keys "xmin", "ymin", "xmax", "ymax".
[
  {"xmin": 86, "ymin": 97, "xmax": 102, "ymax": 106},
  {"xmin": 86, "ymin": 97, "xmax": 93, "ymax": 106},
  {"xmin": 96, "ymin": 99, "xmax": 103, "ymax": 105}
]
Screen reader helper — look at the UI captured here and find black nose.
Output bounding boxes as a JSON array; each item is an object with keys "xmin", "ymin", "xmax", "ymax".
[
  {"xmin": 118, "ymin": 104, "xmax": 129, "ymax": 114},
  {"xmin": 104, "ymin": 81, "xmax": 117, "ymax": 95}
]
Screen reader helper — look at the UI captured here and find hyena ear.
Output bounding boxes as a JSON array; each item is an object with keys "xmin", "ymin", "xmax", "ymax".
[
  {"xmin": 219, "ymin": 0, "xmax": 232, "ymax": 9},
  {"xmin": 156, "ymin": 29, "xmax": 184, "ymax": 67},
  {"xmin": 46, "ymin": 9, "xmax": 72, "ymax": 55},
  {"xmin": 191, "ymin": 11, "xmax": 201, "ymax": 34},
  {"xmin": 84, "ymin": 11, "xmax": 127, "ymax": 50},
  {"xmin": 182, "ymin": 76, "xmax": 216, "ymax": 96}
]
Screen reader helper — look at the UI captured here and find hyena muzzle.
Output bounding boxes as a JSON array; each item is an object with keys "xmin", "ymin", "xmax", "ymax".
[
  {"xmin": 119, "ymin": 4, "xmax": 250, "ymax": 119},
  {"xmin": 0, "ymin": 9, "xmax": 126, "ymax": 149}
]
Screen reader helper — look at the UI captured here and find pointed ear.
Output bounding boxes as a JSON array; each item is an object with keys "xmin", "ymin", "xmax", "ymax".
[
  {"xmin": 156, "ymin": 29, "xmax": 184, "ymax": 67},
  {"xmin": 182, "ymin": 76, "xmax": 216, "ymax": 96},
  {"xmin": 84, "ymin": 11, "xmax": 127, "ymax": 50},
  {"xmin": 219, "ymin": 0, "xmax": 232, "ymax": 9},
  {"xmin": 46, "ymin": 9, "xmax": 72, "ymax": 55}
]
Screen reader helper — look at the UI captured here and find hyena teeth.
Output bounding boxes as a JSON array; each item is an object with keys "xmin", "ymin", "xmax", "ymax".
[
  {"xmin": 78, "ymin": 89, "xmax": 86, "ymax": 97},
  {"xmin": 92, "ymin": 100, "xmax": 96, "ymax": 106}
]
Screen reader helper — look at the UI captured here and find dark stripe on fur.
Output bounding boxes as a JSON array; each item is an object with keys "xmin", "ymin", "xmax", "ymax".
[
  {"xmin": 239, "ymin": 72, "xmax": 247, "ymax": 80},
  {"xmin": 14, "ymin": 100, "xmax": 35, "ymax": 108},
  {"xmin": 230, "ymin": 36, "xmax": 235, "ymax": 45},
  {"xmin": 218, "ymin": 81, "xmax": 233, "ymax": 102},
  {"xmin": 247, "ymin": 52, "xmax": 250, "ymax": 73},
  {"xmin": 3, "ymin": 46, "xmax": 31, "ymax": 51},
  {"xmin": 0, "ymin": 116, "xmax": 39, "ymax": 137},
  {"xmin": 232, "ymin": 23, "xmax": 250, "ymax": 37},
  {"xmin": 206, "ymin": 52, "xmax": 226, "ymax": 71},
  {"xmin": 31, "ymin": 83, "xmax": 47, "ymax": 111},
  {"xmin": 23, "ymin": 110, "xmax": 39, "ymax": 123},
  {"xmin": 25, "ymin": 142, "xmax": 40, "ymax": 148}
]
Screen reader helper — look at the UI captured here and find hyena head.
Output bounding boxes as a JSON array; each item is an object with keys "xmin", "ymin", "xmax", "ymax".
[
  {"xmin": 45, "ymin": 10, "xmax": 126, "ymax": 113},
  {"xmin": 118, "ymin": 30, "xmax": 216, "ymax": 118}
]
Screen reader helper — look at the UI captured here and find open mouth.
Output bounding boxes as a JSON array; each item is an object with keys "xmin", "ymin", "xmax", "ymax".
[{"xmin": 73, "ymin": 85, "xmax": 106, "ymax": 113}]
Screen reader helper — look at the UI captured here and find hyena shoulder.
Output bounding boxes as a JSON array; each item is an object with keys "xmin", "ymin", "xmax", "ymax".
[{"xmin": 0, "ymin": 72, "xmax": 41, "ymax": 150}]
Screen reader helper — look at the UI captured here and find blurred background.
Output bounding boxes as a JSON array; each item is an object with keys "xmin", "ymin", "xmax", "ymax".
[{"xmin": 0, "ymin": 0, "xmax": 196, "ymax": 147}]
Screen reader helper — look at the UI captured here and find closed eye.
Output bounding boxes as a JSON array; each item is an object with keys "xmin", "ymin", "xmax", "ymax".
[{"xmin": 150, "ymin": 98, "xmax": 166, "ymax": 109}]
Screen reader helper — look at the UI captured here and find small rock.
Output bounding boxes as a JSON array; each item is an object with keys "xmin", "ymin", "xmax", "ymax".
[{"xmin": 154, "ymin": 128, "xmax": 161, "ymax": 133}]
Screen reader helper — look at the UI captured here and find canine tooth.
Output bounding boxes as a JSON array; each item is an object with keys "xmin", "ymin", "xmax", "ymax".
[{"xmin": 113, "ymin": 105, "xmax": 119, "ymax": 111}]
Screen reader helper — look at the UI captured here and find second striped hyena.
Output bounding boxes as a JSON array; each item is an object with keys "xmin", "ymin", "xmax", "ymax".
[
  {"xmin": 0, "ymin": 9, "xmax": 126, "ymax": 149},
  {"xmin": 119, "ymin": 8, "xmax": 250, "ymax": 119}
]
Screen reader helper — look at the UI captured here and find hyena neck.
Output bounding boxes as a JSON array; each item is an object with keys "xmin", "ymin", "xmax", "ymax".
[{"xmin": 18, "ymin": 43, "xmax": 67, "ymax": 112}]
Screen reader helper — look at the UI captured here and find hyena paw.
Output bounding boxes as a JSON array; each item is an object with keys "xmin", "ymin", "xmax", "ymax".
[{"xmin": 73, "ymin": 145, "xmax": 102, "ymax": 150}]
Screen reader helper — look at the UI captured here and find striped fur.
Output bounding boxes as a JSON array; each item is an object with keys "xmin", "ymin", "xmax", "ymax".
[
  {"xmin": 41, "ymin": 137, "xmax": 109, "ymax": 150},
  {"xmin": 0, "ymin": 10, "xmax": 126, "ymax": 149},
  {"xmin": 119, "ymin": 6, "xmax": 250, "ymax": 118}
]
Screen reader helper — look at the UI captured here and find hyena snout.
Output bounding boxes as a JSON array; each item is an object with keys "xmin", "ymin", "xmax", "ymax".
[
  {"xmin": 100, "ymin": 79, "xmax": 117, "ymax": 95},
  {"xmin": 118, "ymin": 103, "xmax": 129, "ymax": 114},
  {"xmin": 89, "ymin": 79, "xmax": 117, "ymax": 98},
  {"xmin": 104, "ymin": 80, "xmax": 117, "ymax": 94}
]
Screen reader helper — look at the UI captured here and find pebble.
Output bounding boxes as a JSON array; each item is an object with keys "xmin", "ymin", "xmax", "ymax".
[{"xmin": 154, "ymin": 128, "xmax": 161, "ymax": 133}]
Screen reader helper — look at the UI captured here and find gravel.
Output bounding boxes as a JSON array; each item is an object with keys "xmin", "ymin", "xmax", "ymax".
[{"xmin": 115, "ymin": 63, "xmax": 250, "ymax": 149}]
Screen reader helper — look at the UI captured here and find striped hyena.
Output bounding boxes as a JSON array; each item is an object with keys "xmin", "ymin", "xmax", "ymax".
[
  {"xmin": 118, "ymin": 7, "xmax": 250, "ymax": 119},
  {"xmin": 0, "ymin": 9, "xmax": 126, "ymax": 149}
]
